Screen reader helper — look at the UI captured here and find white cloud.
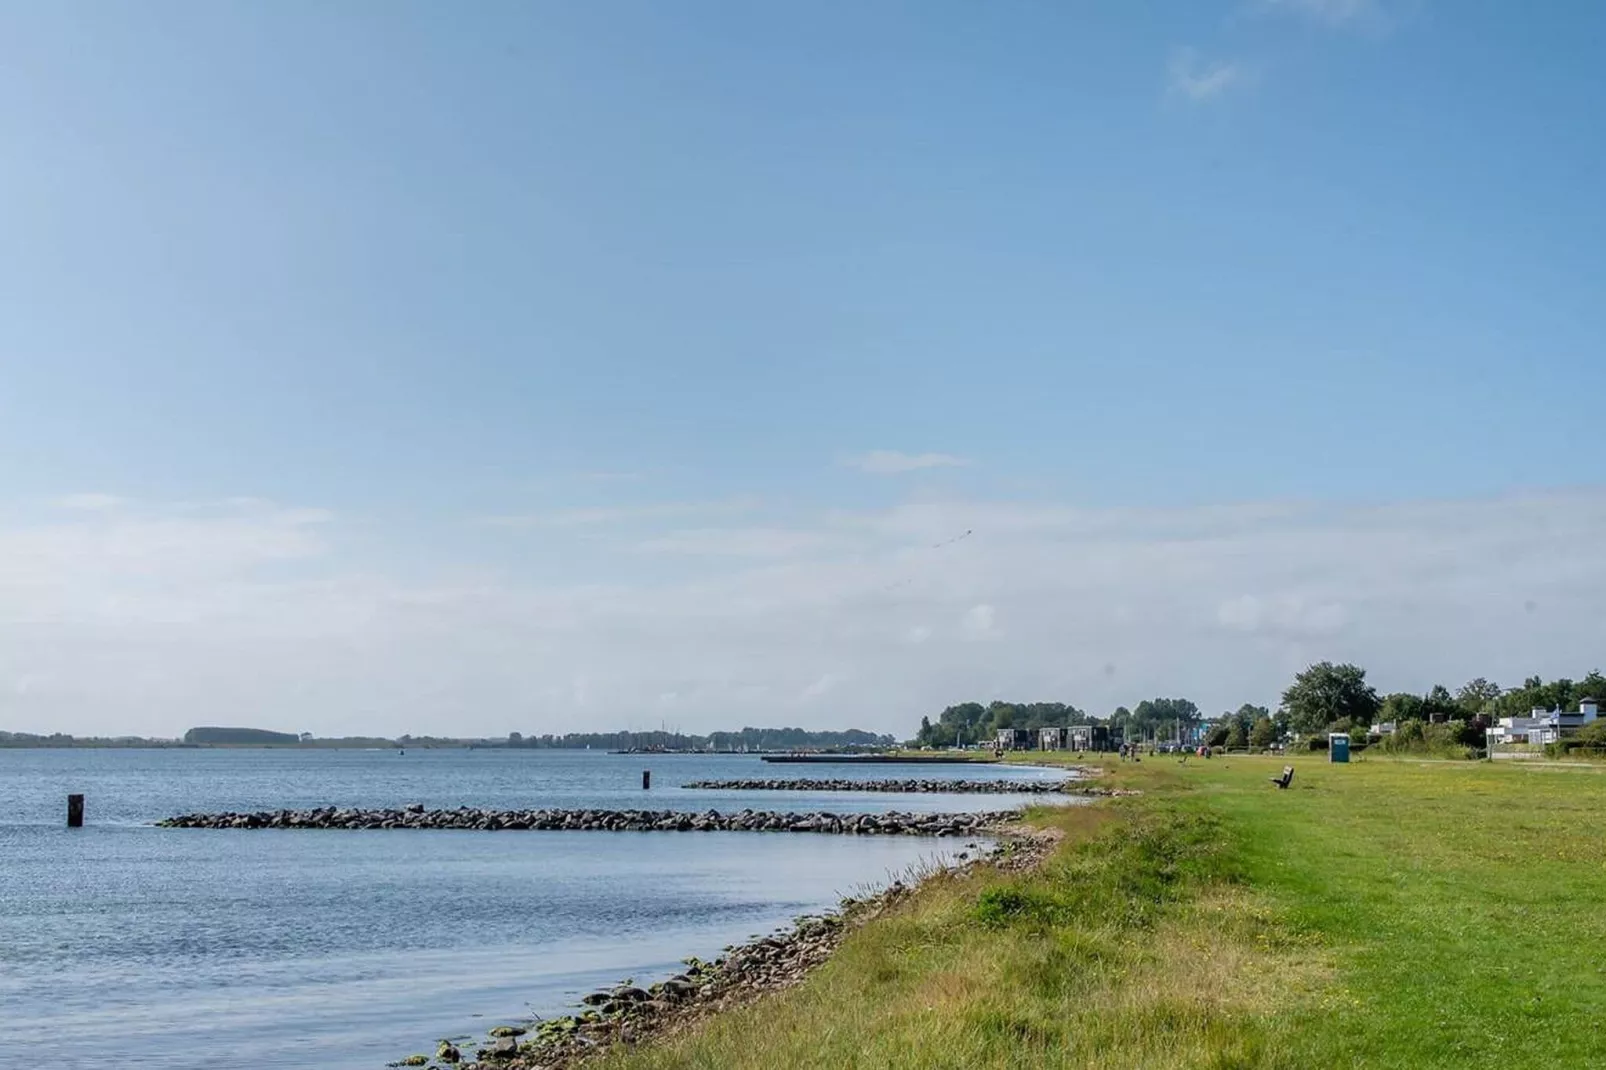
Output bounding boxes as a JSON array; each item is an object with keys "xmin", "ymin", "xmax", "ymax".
[
  {"xmin": 1168, "ymin": 49, "xmax": 1252, "ymax": 103},
  {"xmin": 3, "ymin": 489, "xmax": 1605, "ymax": 740},
  {"xmin": 843, "ymin": 451, "xmax": 972, "ymax": 475}
]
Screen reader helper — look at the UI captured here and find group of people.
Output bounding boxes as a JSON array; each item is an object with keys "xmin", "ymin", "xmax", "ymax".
[{"xmin": 1116, "ymin": 743, "xmax": 1213, "ymax": 762}]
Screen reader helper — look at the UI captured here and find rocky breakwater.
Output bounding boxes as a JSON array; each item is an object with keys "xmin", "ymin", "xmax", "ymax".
[
  {"xmin": 156, "ymin": 805, "xmax": 1022, "ymax": 837},
  {"xmin": 388, "ymin": 835, "xmax": 1054, "ymax": 1070},
  {"xmin": 684, "ymin": 776, "xmax": 1139, "ymax": 796}
]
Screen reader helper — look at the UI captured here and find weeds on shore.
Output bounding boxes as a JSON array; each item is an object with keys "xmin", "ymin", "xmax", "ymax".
[{"xmin": 593, "ymin": 765, "xmax": 1325, "ymax": 1069}]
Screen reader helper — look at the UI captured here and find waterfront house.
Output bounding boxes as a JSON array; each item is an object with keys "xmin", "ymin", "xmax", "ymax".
[
  {"xmin": 1488, "ymin": 698, "xmax": 1598, "ymax": 746},
  {"xmin": 1068, "ymin": 724, "xmax": 1112, "ymax": 752},
  {"xmin": 1040, "ymin": 726, "xmax": 1067, "ymax": 750},
  {"xmin": 994, "ymin": 728, "xmax": 1034, "ymax": 751}
]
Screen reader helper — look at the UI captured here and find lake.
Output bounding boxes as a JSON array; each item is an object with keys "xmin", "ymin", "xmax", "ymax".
[{"xmin": 0, "ymin": 748, "xmax": 1071, "ymax": 1069}]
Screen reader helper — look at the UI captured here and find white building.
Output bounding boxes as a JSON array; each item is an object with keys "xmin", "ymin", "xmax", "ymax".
[{"xmin": 1487, "ymin": 698, "xmax": 1598, "ymax": 746}]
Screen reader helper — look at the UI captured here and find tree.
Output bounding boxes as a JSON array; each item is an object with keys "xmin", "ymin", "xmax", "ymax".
[
  {"xmin": 1249, "ymin": 716, "xmax": 1278, "ymax": 748},
  {"xmin": 1232, "ymin": 703, "xmax": 1267, "ymax": 735},
  {"xmin": 916, "ymin": 702, "xmax": 988, "ymax": 747},
  {"xmin": 1281, "ymin": 662, "xmax": 1380, "ymax": 736},
  {"xmin": 1424, "ymin": 684, "xmax": 1459, "ymax": 719},
  {"xmin": 1456, "ymin": 678, "xmax": 1502, "ymax": 716},
  {"xmin": 508, "ymin": 731, "xmax": 523, "ymax": 745},
  {"xmin": 1379, "ymin": 692, "xmax": 1424, "ymax": 724},
  {"xmin": 1128, "ymin": 698, "xmax": 1202, "ymax": 741},
  {"xmin": 1108, "ymin": 706, "xmax": 1133, "ymax": 737}
]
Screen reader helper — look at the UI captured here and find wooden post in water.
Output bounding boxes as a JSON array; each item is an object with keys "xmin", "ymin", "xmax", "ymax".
[
  {"xmin": 642, "ymin": 769, "xmax": 651, "ymax": 790},
  {"xmin": 67, "ymin": 794, "xmax": 85, "ymax": 828}
]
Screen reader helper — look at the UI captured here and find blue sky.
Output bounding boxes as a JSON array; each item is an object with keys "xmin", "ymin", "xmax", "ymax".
[{"xmin": 2, "ymin": 1, "xmax": 1603, "ymax": 737}]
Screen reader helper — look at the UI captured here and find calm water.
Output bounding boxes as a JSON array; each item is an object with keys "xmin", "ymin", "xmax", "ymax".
[{"xmin": 0, "ymin": 749, "xmax": 1071, "ymax": 1069}]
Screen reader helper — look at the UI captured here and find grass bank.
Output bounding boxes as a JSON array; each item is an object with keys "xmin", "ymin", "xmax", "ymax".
[{"xmin": 594, "ymin": 754, "xmax": 1606, "ymax": 1069}]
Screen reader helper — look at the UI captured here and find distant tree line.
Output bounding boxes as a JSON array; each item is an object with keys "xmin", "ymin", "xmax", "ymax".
[
  {"xmin": 184, "ymin": 726, "xmax": 301, "ymax": 745},
  {"xmin": 3, "ymin": 725, "xmax": 896, "ymax": 751},
  {"xmin": 503, "ymin": 726, "xmax": 895, "ymax": 751},
  {"xmin": 910, "ymin": 698, "xmax": 1208, "ymax": 748},
  {"xmin": 0, "ymin": 731, "xmax": 185, "ymax": 748},
  {"xmin": 907, "ymin": 663, "xmax": 1606, "ymax": 758}
]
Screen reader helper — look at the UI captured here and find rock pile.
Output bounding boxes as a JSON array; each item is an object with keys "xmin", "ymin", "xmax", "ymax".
[
  {"xmin": 686, "ymin": 777, "xmax": 1139, "ymax": 797},
  {"xmin": 684, "ymin": 777, "xmax": 1082, "ymax": 794},
  {"xmin": 158, "ymin": 805, "xmax": 1022, "ymax": 836}
]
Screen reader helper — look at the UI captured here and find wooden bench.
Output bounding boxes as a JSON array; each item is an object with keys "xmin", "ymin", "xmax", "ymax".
[{"xmin": 1270, "ymin": 765, "xmax": 1294, "ymax": 789}]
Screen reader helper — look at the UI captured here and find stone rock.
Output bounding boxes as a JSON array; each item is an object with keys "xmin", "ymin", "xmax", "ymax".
[{"xmin": 659, "ymin": 978, "xmax": 696, "ymax": 1001}]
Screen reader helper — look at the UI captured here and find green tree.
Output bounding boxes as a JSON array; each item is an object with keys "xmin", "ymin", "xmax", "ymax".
[
  {"xmin": 1455, "ymin": 677, "xmax": 1502, "ymax": 716},
  {"xmin": 1249, "ymin": 716, "xmax": 1278, "ymax": 748},
  {"xmin": 1576, "ymin": 719, "xmax": 1606, "ymax": 746},
  {"xmin": 1281, "ymin": 662, "xmax": 1380, "ymax": 736},
  {"xmin": 1424, "ymin": 684, "xmax": 1459, "ymax": 719},
  {"xmin": 1129, "ymin": 698, "xmax": 1202, "ymax": 741},
  {"xmin": 1108, "ymin": 706, "xmax": 1133, "ymax": 736},
  {"xmin": 1379, "ymin": 692, "xmax": 1423, "ymax": 724}
]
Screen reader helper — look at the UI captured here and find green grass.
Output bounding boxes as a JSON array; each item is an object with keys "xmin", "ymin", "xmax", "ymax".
[{"xmin": 594, "ymin": 755, "xmax": 1606, "ymax": 1069}]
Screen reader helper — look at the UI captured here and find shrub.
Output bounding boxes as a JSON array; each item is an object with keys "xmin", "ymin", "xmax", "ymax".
[
  {"xmin": 1377, "ymin": 719, "xmax": 1475, "ymax": 759},
  {"xmin": 974, "ymin": 886, "xmax": 1064, "ymax": 927}
]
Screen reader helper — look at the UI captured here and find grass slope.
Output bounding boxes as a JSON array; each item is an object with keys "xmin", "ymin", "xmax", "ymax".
[{"xmin": 596, "ymin": 755, "xmax": 1606, "ymax": 1069}]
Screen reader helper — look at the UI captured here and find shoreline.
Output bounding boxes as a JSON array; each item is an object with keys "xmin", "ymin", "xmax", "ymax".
[{"xmin": 400, "ymin": 819, "xmax": 1060, "ymax": 1070}]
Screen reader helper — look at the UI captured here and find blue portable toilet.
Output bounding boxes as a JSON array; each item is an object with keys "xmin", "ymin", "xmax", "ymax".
[{"xmin": 1328, "ymin": 732, "xmax": 1350, "ymax": 763}]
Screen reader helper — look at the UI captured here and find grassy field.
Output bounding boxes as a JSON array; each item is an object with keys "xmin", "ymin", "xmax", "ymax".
[{"xmin": 595, "ymin": 753, "xmax": 1606, "ymax": 1069}]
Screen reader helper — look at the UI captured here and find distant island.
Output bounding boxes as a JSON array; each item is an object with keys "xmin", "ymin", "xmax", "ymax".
[{"xmin": 0, "ymin": 725, "xmax": 898, "ymax": 751}]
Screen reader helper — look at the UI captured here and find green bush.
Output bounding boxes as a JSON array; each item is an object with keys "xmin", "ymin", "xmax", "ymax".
[
  {"xmin": 1376, "ymin": 719, "xmax": 1475, "ymax": 759},
  {"xmin": 974, "ymin": 885, "xmax": 1066, "ymax": 927}
]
